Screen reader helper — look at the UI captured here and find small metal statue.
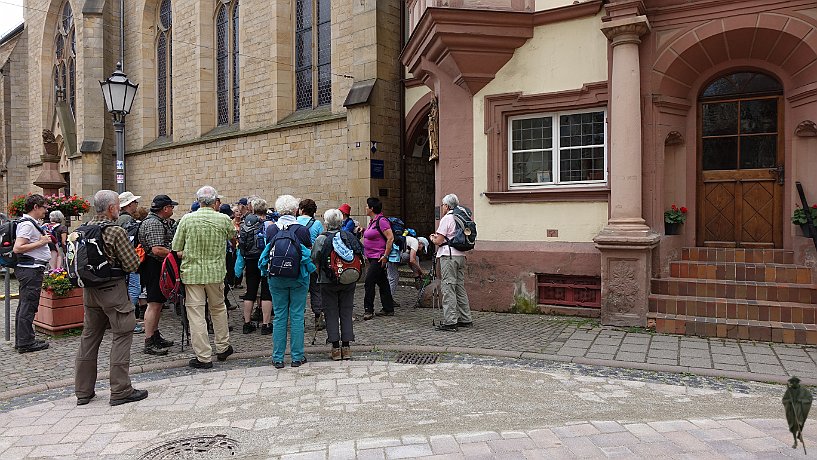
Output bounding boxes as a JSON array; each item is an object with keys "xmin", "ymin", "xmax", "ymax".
[{"xmin": 783, "ymin": 376, "xmax": 812, "ymax": 454}]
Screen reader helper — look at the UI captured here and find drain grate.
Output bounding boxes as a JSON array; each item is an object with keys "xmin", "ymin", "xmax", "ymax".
[
  {"xmin": 140, "ymin": 435, "xmax": 239, "ymax": 459},
  {"xmin": 396, "ymin": 352, "xmax": 440, "ymax": 365}
]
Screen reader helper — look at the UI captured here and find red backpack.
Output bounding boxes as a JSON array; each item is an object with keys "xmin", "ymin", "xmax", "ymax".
[{"xmin": 159, "ymin": 252, "xmax": 183, "ymax": 302}]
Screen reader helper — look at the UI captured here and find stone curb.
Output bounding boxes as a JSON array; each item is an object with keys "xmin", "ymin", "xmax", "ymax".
[{"xmin": 1, "ymin": 344, "xmax": 811, "ymax": 402}]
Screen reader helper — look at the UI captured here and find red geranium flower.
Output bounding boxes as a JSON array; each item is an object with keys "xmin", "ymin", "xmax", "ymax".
[{"xmin": 680, "ymin": 207, "xmax": 688, "ymax": 213}]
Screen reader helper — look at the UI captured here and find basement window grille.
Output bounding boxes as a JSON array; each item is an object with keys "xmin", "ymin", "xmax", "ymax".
[{"xmin": 537, "ymin": 274, "xmax": 601, "ymax": 308}]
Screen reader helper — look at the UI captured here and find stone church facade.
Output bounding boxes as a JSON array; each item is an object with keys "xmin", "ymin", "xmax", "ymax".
[{"xmin": 0, "ymin": 0, "xmax": 407, "ymax": 227}]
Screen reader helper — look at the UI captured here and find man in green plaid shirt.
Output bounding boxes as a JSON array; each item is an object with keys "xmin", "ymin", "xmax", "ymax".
[{"xmin": 172, "ymin": 186, "xmax": 237, "ymax": 369}]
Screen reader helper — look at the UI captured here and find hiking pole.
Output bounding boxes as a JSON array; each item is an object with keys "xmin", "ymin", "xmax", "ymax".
[{"xmin": 3, "ymin": 268, "xmax": 9, "ymax": 342}]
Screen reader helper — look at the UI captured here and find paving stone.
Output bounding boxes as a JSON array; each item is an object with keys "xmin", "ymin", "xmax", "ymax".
[
  {"xmin": 385, "ymin": 443, "xmax": 433, "ymax": 459},
  {"xmin": 552, "ymin": 423, "xmax": 600, "ymax": 439},
  {"xmin": 712, "ymin": 354, "xmax": 747, "ymax": 365},
  {"xmin": 746, "ymin": 363, "xmax": 785, "ymax": 375},
  {"xmin": 429, "ymin": 435, "xmax": 460, "ymax": 455},
  {"xmin": 614, "ymin": 352, "xmax": 647, "ymax": 363},
  {"xmin": 598, "ymin": 446, "xmax": 634, "ymax": 458}
]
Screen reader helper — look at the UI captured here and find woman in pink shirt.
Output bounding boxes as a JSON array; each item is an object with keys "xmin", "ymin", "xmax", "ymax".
[{"xmin": 362, "ymin": 197, "xmax": 395, "ymax": 320}]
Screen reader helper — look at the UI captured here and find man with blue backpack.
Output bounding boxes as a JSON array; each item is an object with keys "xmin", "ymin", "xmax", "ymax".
[{"xmin": 429, "ymin": 193, "xmax": 477, "ymax": 332}]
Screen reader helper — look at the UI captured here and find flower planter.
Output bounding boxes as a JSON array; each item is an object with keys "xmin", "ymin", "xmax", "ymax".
[
  {"xmin": 801, "ymin": 224, "xmax": 814, "ymax": 238},
  {"xmin": 665, "ymin": 222, "xmax": 682, "ymax": 235},
  {"xmin": 34, "ymin": 287, "xmax": 84, "ymax": 335}
]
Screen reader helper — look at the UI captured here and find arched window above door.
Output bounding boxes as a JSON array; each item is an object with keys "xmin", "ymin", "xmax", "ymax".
[{"xmin": 701, "ymin": 72, "xmax": 782, "ymax": 99}]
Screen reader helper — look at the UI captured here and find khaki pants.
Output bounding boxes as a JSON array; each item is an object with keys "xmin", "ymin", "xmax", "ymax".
[
  {"xmin": 75, "ymin": 279, "xmax": 136, "ymax": 400},
  {"xmin": 439, "ymin": 256, "xmax": 472, "ymax": 326},
  {"xmin": 185, "ymin": 283, "xmax": 230, "ymax": 362}
]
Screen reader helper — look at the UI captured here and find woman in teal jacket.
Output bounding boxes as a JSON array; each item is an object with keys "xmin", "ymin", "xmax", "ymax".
[{"xmin": 260, "ymin": 195, "xmax": 315, "ymax": 368}]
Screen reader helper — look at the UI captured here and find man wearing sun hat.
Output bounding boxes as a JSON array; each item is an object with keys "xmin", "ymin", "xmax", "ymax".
[{"xmin": 116, "ymin": 191, "xmax": 141, "ymax": 226}]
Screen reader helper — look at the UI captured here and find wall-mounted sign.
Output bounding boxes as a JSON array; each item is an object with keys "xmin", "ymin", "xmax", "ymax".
[{"xmin": 370, "ymin": 159, "xmax": 384, "ymax": 179}]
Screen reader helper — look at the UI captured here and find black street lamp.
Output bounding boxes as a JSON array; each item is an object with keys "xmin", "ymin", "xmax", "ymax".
[{"xmin": 99, "ymin": 62, "xmax": 138, "ymax": 194}]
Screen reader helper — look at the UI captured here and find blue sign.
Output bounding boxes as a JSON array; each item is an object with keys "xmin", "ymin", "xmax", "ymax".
[{"xmin": 370, "ymin": 159, "xmax": 384, "ymax": 179}]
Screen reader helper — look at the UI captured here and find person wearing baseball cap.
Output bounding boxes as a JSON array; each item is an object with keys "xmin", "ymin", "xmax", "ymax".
[
  {"xmin": 116, "ymin": 191, "xmax": 141, "ymax": 226},
  {"xmin": 138, "ymin": 194, "xmax": 179, "ymax": 356}
]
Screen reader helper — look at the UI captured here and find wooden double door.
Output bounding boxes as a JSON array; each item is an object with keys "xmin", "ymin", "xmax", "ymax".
[{"xmin": 697, "ymin": 85, "xmax": 784, "ymax": 248}]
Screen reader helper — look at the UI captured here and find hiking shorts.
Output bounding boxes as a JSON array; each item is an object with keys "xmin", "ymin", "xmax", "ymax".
[{"xmin": 141, "ymin": 256, "xmax": 167, "ymax": 304}]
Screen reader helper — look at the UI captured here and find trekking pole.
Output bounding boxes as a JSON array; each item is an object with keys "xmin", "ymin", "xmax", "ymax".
[{"xmin": 3, "ymin": 268, "xmax": 9, "ymax": 342}]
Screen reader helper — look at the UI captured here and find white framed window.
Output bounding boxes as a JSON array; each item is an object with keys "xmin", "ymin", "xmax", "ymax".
[{"xmin": 508, "ymin": 109, "xmax": 607, "ymax": 187}]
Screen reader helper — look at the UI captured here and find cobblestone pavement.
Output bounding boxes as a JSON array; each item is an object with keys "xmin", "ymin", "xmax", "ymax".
[
  {"xmin": 0, "ymin": 355, "xmax": 812, "ymax": 459},
  {"xmin": 1, "ymin": 281, "xmax": 816, "ymax": 396}
]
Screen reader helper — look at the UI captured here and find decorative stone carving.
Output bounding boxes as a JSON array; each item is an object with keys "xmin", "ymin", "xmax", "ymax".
[
  {"xmin": 795, "ymin": 120, "xmax": 817, "ymax": 137},
  {"xmin": 606, "ymin": 260, "xmax": 639, "ymax": 314},
  {"xmin": 42, "ymin": 129, "xmax": 58, "ymax": 157},
  {"xmin": 665, "ymin": 131, "xmax": 684, "ymax": 146},
  {"xmin": 601, "ymin": 16, "xmax": 651, "ymax": 46},
  {"xmin": 34, "ymin": 129, "xmax": 67, "ymax": 194},
  {"xmin": 42, "ymin": 129, "xmax": 56, "ymax": 144},
  {"xmin": 428, "ymin": 95, "xmax": 439, "ymax": 162}
]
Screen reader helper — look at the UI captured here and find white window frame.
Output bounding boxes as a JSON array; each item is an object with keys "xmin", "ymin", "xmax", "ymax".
[{"xmin": 508, "ymin": 108, "xmax": 608, "ymax": 188}]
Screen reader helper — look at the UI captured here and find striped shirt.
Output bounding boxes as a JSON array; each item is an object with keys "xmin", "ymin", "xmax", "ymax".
[{"xmin": 171, "ymin": 207, "xmax": 236, "ymax": 285}]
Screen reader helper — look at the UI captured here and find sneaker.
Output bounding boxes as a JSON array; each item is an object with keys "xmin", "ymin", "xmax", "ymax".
[
  {"xmin": 144, "ymin": 336, "xmax": 169, "ymax": 356},
  {"xmin": 315, "ymin": 313, "xmax": 326, "ymax": 331},
  {"xmin": 273, "ymin": 361, "xmax": 285, "ymax": 369},
  {"xmin": 216, "ymin": 345, "xmax": 234, "ymax": 362},
  {"xmin": 189, "ymin": 358, "xmax": 213, "ymax": 369},
  {"xmin": 133, "ymin": 323, "xmax": 145, "ymax": 334},
  {"xmin": 331, "ymin": 347, "xmax": 342, "ymax": 361},
  {"xmin": 435, "ymin": 323, "xmax": 458, "ymax": 332},
  {"xmin": 456, "ymin": 321, "xmax": 473, "ymax": 328},
  {"xmin": 243, "ymin": 322, "xmax": 257, "ymax": 334},
  {"xmin": 76, "ymin": 392, "xmax": 96, "ymax": 406},
  {"xmin": 154, "ymin": 331, "xmax": 174, "ymax": 348},
  {"xmin": 291, "ymin": 357, "xmax": 307, "ymax": 367},
  {"xmin": 110, "ymin": 389, "xmax": 148, "ymax": 406},
  {"xmin": 375, "ymin": 309, "xmax": 394, "ymax": 317},
  {"xmin": 341, "ymin": 346, "xmax": 352, "ymax": 361},
  {"xmin": 363, "ymin": 312, "xmax": 374, "ymax": 321},
  {"xmin": 260, "ymin": 323, "xmax": 272, "ymax": 335},
  {"xmin": 17, "ymin": 340, "xmax": 49, "ymax": 353}
]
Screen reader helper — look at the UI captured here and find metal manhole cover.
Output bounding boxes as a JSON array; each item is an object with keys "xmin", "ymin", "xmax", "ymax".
[
  {"xmin": 140, "ymin": 435, "xmax": 239, "ymax": 459},
  {"xmin": 396, "ymin": 352, "xmax": 440, "ymax": 365}
]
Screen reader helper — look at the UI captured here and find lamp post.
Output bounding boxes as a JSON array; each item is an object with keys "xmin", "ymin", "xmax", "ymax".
[{"xmin": 99, "ymin": 62, "xmax": 138, "ymax": 194}]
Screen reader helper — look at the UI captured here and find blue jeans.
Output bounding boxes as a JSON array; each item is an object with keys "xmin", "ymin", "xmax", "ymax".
[
  {"xmin": 268, "ymin": 276, "xmax": 308, "ymax": 363},
  {"xmin": 127, "ymin": 273, "xmax": 141, "ymax": 305}
]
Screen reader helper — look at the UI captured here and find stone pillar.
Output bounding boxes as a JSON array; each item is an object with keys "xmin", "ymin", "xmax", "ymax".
[
  {"xmin": 594, "ymin": 14, "xmax": 659, "ymax": 326},
  {"xmin": 33, "ymin": 130, "xmax": 67, "ymax": 196}
]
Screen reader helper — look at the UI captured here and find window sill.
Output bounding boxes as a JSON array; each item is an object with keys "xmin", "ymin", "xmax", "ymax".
[{"xmin": 483, "ymin": 186, "xmax": 610, "ymax": 203}]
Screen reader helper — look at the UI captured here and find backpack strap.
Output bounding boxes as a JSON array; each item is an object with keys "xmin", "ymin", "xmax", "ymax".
[
  {"xmin": 373, "ymin": 216, "xmax": 388, "ymax": 242},
  {"xmin": 305, "ymin": 217, "xmax": 316, "ymax": 230},
  {"xmin": 18, "ymin": 216, "xmax": 46, "ymax": 236}
]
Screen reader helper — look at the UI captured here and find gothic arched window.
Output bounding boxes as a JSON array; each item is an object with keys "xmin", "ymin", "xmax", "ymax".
[
  {"xmin": 53, "ymin": 1, "xmax": 76, "ymax": 116},
  {"xmin": 157, "ymin": 0, "xmax": 173, "ymax": 138},
  {"xmin": 295, "ymin": 0, "xmax": 331, "ymax": 110},
  {"xmin": 216, "ymin": 0, "xmax": 240, "ymax": 126}
]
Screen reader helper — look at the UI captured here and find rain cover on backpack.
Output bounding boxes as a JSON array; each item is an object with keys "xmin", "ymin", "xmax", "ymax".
[{"xmin": 66, "ymin": 223, "xmax": 127, "ymax": 287}]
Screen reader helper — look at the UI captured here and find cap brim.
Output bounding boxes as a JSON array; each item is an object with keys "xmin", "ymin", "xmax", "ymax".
[{"xmin": 170, "ymin": 200, "xmax": 179, "ymax": 206}]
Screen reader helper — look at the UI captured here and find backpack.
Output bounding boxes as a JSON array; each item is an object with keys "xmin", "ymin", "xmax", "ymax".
[
  {"xmin": 443, "ymin": 206, "xmax": 477, "ymax": 252},
  {"xmin": 42, "ymin": 222, "xmax": 59, "ymax": 246},
  {"xmin": 319, "ymin": 231, "xmax": 363, "ymax": 285},
  {"xmin": 0, "ymin": 217, "xmax": 46, "ymax": 267},
  {"xmin": 239, "ymin": 216, "xmax": 265, "ymax": 259},
  {"xmin": 65, "ymin": 223, "xmax": 127, "ymax": 287},
  {"xmin": 159, "ymin": 251, "xmax": 184, "ymax": 302},
  {"xmin": 375, "ymin": 216, "xmax": 407, "ymax": 252},
  {"xmin": 122, "ymin": 218, "xmax": 146, "ymax": 263},
  {"xmin": 267, "ymin": 225, "xmax": 302, "ymax": 279}
]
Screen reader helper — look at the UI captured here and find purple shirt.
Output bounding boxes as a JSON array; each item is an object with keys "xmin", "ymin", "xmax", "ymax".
[{"xmin": 363, "ymin": 214, "xmax": 391, "ymax": 259}]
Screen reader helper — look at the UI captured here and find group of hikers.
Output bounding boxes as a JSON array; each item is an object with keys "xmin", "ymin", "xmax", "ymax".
[{"xmin": 7, "ymin": 187, "xmax": 476, "ymax": 406}]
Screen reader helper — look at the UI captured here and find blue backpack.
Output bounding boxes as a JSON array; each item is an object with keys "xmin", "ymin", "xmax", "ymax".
[
  {"xmin": 375, "ymin": 216, "xmax": 407, "ymax": 252},
  {"xmin": 267, "ymin": 225, "xmax": 302, "ymax": 279}
]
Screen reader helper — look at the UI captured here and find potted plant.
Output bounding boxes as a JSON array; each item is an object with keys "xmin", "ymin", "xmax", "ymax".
[
  {"xmin": 664, "ymin": 204, "xmax": 687, "ymax": 235},
  {"xmin": 8, "ymin": 193, "xmax": 90, "ymax": 218},
  {"xmin": 792, "ymin": 204, "xmax": 817, "ymax": 237},
  {"xmin": 33, "ymin": 268, "xmax": 84, "ymax": 334}
]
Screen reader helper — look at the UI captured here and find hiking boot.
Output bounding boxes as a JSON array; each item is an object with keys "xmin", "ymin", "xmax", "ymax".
[
  {"xmin": 363, "ymin": 312, "xmax": 374, "ymax": 320},
  {"xmin": 154, "ymin": 331, "xmax": 174, "ymax": 348},
  {"xmin": 341, "ymin": 346, "xmax": 352, "ymax": 361},
  {"xmin": 189, "ymin": 358, "xmax": 213, "ymax": 369},
  {"xmin": 291, "ymin": 356, "xmax": 307, "ymax": 367},
  {"xmin": 331, "ymin": 347, "xmax": 342, "ymax": 361},
  {"xmin": 110, "ymin": 389, "xmax": 148, "ymax": 406},
  {"xmin": 260, "ymin": 323, "xmax": 272, "ymax": 335},
  {"xmin": 315, "ymin": 313, "xmax": 326, "ymax": 331},
  {"xmin": 17, "ymin": 340, "xmax": 49, "ymax": 353},
  {"xmin": 456, "ymin": 321, "xmax": 473, "ymax": 328},
  {"xmin": 216, "ymin": 345, "xmax": 234, "ymax": 362},
  {"xmin": 144, "ymin": 336, "xmax": 169, "ymax": 356},
  {"xmin": 76, "ymin": 392, "xmax": 96, "ymax": 406},
  {"xmin": 375, "ymin": 309, "xmax": 394, "ymax": 317},
  {"xmin": 243, "ymin": 322, "xmax": 257, "ymax": 334},
  {"xmin": 273, "ymin": 361, "xmax": 285, "ymax": 369},
  {"xmin": 435, "ymin": 323, "xmax": 458, "ymax": 332}
]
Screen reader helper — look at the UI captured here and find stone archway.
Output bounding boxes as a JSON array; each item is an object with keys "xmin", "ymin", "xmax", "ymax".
[{"xmin": 403, "ymin": 93, "xmax": 436, "ymax": 240}]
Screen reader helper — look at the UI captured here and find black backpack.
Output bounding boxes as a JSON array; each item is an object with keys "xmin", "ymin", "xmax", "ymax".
[
  {"xmin": 66, "ymin": 223, "xmax": 127, "ymax": 287},
  {"xmin": 239, "ymin": 216, "xmax": 265, "ymax": 259},
  {"xmin": 0, "ymin": 217, "xmax": 46, "ymax": 267},
  {"xmin": 122, "ymin": 218, "xmax": 142, "ymax": 248},
  {"xmin": 443, "ymin": 206, "xmax": 477, "ymax": 252},
  {"xmin": 375, "ymin": 216, "xmax": 407, "ymax": 252}
]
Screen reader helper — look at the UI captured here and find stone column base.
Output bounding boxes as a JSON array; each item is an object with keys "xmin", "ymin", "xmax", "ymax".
[{"xmin": 594, "ymin": 227, "xmax": 660, "ymax": 327}]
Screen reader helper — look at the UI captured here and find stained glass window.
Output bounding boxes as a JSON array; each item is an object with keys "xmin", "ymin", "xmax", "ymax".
[
  {"xmin": 216, "ymin": 0, "xmax": 240, "ymax": 126},
  {"xmin": 53, "ymin": 1, "xmax": 75, "ymax": 117},
  {"xmin": 157, "ymin": 0, "xmax": 173, "ymax": 138},
  {"xmin": 295, "ymin": 0, "xmax": 330, "ymax": 110}
]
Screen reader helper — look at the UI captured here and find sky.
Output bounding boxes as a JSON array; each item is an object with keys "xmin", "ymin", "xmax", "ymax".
[{"xmin": 0, "ymin": 1, "xmax": 24, "ymax": 40}]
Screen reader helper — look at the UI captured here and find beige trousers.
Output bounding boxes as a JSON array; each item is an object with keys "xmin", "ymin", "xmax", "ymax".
[
  {"xmin": 439, "ymin": 256, "xmax": 472, "ymax": 326},
  {"xmin": 185, "ymin": 283, "xmax": 230, "ymax": 362}
]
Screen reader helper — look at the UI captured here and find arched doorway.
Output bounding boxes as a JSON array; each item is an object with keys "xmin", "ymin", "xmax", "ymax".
[
  {"xmin": 697, "ymin": 71, "xmax": 784, "ymax": 248},
  {"xmin": 403, "ymin": 119, "xmax": 436, "ymax": 241}
]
